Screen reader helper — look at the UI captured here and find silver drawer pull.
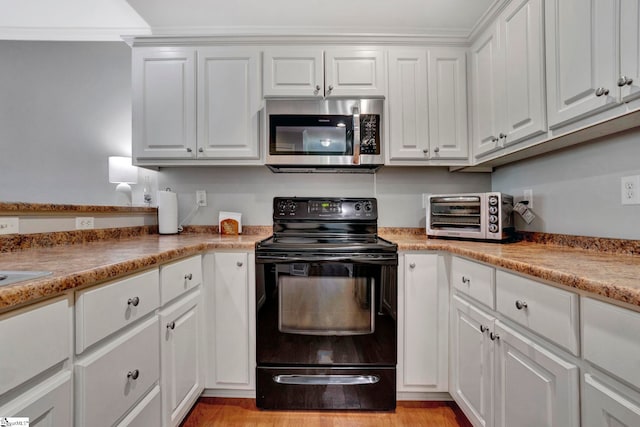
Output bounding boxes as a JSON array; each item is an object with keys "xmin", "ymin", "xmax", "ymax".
[
  {"xmin": 515, "ymin": 300, "xmax": 528, "ymax": 310},
  {"xmin": 461, "ymin": 276, "xmax": 470, "ymax": 284},
  {"xmin": 184, "ymin": 273, "xmax": 193, "ymax": 280},
  {"xmin": 237, "ymin": 261, "xmax": 243, "ymax": 267},
  {"xmin": 167, "ymin": 321, "xmax": 176, "ymax": 330},
  {"xmin": 409, "ymin": 262, "xmax": 416, "ymax": 269},
  {"xmin": 127, "ymin": 369, "xmax": 140, "ymax": 380},
  {"xmin": 490, "ymin": 332, "xmax": 500, "ymax": 341},
  {"xmin": 480, "ymin": 325, "xmax": 488, "ymax": 333},
  {"xmin": 127, "ymin": 297, "xmax": 140, "ymax": 307}
]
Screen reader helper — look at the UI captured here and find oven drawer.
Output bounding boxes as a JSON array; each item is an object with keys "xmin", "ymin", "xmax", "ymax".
[{"xmin": 256, "ymin": 367, "xmax": 396, "ymax": 410}]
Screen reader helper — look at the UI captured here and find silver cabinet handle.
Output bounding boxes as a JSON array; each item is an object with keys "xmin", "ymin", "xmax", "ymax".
[
  {"xmin": 499, "ymin": 133, "xmax": 507, "ymax": 139},
  {"xmin": 184, "ymin": 273, "xmax": 193, "ymax": 280},
  {"xmin": 433, "ymin": 146, "xmax": 440, "ymax": 153},
  {"xmin": 480, "ymin": 325, "xmax": 488, "ymax": 333},
  {"xmin": 618, "ymin": 76, "xmax": 634, "ymax": 87},
  {"xmin": 236, "ymin": 261, "xmax": 244, "ymax": 267},
  {"xmin": 423, "ymin": 148, "xmax": 429, "ymax": 154},
  {"xmin": 127, "ymin": 369, "xmax": 140, "ymax": 380},
  {"xmin": 490, "ymin": 332, "xmax": 500, "ymax": 341},
  {"xmin": 491, "ymin": 137, "xmax": 499, "ymax": 143},
  {"xmin": 127, "ymin": 297, "xmax": 140, "ymax": 307},
  {"xmin": 198, "ymin": 147, "xmax": 204, "ymax": 153},
  {"xmin": 409, "ymin": 262, "xmax": 416, "ymax": 269},
  {"xmin": 515, "ymin": 300, "xmax": 528, "ymax": 310},
  {"xmin": 461, "ymin": 276, "xmax": 470, "ymax": 284},
  {"xmin": 167, "ymin": 321, "xmax": 176, "ymax": 330},
  {"xmin": 327, "ymin": 85, "xmax": 334, "ymax": 94},
  {"xmin": 186, "ymin": 147, "xmax": 192, "ymax": 153},
  {"xmin": 595, "ymin": 87, "xmax": 610, "ymax": 97}
]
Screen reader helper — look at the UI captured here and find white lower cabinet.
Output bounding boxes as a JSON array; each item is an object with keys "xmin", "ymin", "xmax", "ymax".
[
  {"xmin": 493, "ymin": 321, "xmax": 579, "ymax": 427},
  {"xmin": 451, "ymin": 295, "xmax": 495, "ymax": 427},
  {"xmin": 397, "ymin": 253, "xmax": 448, "ymax": 394},
  {"xmin": 205, "ymin": 252, "xmax": 256, "ymax": 393},
  {"xmin": 159, "ymin": 289, "xmax": 204, "ymax": 427},
  {"xmin": 75, "ymin": 316, "xmax": 160, "ymax": 427}
]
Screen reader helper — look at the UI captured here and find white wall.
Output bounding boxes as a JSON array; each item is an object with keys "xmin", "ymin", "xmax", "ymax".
[
  {"xmin": 158, "ymin": 166, "xmax": 491, "ymax": 227},
  {"xmin": 491, "ymin": 128, "xmax": 640, "ymax": 240}
]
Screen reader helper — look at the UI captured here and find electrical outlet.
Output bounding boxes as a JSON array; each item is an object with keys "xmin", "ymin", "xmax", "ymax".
[
  {"xmin": 75, "ymin": 217, "xmax": 95, "ymax": 230},
  {"xmin": 196, "ymin": 190, "xmax": 207, "ymax": 207},
  {"xmin": 422, "ymin": 193, "xmax": 430, "ymax": 209},
  {"xmin": 0, "ymin": 217, "xmax": 19, "ymax": 235},
  {"xmin": 621, "ymin": 175, "xmax": 640, "ymax": 205},
  {"xmin": 523, "ymin": 189, "xmax": 533, "ymax": 209}
]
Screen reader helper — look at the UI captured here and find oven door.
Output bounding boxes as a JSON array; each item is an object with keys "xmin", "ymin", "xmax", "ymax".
[{"xmin": 255, "ymin": 253, "xmax": 397, "ymax": 367}]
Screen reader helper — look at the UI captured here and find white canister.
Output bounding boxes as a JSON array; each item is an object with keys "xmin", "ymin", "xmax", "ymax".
[{"xmin": 157, "ymin": 189, "xmax": 178, "ymax": 234}]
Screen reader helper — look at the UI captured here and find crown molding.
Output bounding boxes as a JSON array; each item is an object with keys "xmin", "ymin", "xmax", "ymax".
[{"xmin": 0, "ymin": 26, "xmax": 151, "ymax": 41}]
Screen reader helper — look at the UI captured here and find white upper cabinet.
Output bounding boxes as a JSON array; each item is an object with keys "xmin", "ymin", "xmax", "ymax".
[
  {"xmin": 388, "ymin": 47, "xmax": 468, "ymax": 163},
  {"xmin": 132, "ymin": 47, "xmax": 197, "ymax": 159},
  {"xmin": 471, "ymin": 0, "xmax": 546, "ymax": 159},
  {"xmin": 197, "ymin": 47, "xmax": 261, "ymax": 159},
  {"xmin": 545, "ymin": 0, "xmax": 618, "ymax": 128},
  {"xmin": 619, "ymin": 0, "xmax": 640, "ymax": 103},
  {"xmin": 263, "ymin": 47, "xmax": 386, "ymax": 98}
]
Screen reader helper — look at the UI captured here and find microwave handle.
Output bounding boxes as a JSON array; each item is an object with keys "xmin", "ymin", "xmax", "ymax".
[{"xmin": 352, "ymin": 105, "xmax": 360, "ymax": 165}]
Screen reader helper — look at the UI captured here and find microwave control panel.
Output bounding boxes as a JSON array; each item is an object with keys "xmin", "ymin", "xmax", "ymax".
[{"xmin": 360, "ymin": 115, "xmax": 380, "ymax": 155}]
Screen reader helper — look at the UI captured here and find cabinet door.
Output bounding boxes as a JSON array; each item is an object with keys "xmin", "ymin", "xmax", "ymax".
[
  {"xmin": 387, "ymin": 49, "xmax": 430, "ymax": 160},
  {"xmin": 160, "ymin": 290, "xmax": 203, "ymax": 427},
  {"xmin": 583, "ymin": 373, "xmax": 640, "ymax": 427},
  {"xmin": 208, "ymin": 252, "xmax": 255, "ymax": 389},
  {"xmin": 545, "ymin": 0, "xmax": 617, "ymax": 128},
  {"xmin": 263, "ymin": 47, "xmax": 324, "ymax": 97},
  {"xmin": 197, "ymin": 47, "xmax": 261, "ymax": 159},
  {"xmin": 325, "ymin": 48, "xmax": 386, "ymax": 98},
  {"xmin": 398, "ymin": 253, "xmax": 447, "ymax": 392},
  {"xmin": 427, "ymin": 47, "xmax": 469, "ymax": 159},
  {"xmin": 470, "ymin": 24, "xmax": 502, "ymax": 158},
  {"xmin": 494, "ymin": 321, "xmax": 580, "ymax": 427},
  {"xmin": 132, "ymin": 48, "xmax": 197, "ymax": 159},
  {"xmin": 620, "ymin": 0, "xmax": 640, "ymax": 103},
  {"xmin": 500, "ymin": 0, "xmax": 547, "ymax": 146},
  {"xmin": 450, "ymin": 295, "xmax": 495, "ymax": 427}
]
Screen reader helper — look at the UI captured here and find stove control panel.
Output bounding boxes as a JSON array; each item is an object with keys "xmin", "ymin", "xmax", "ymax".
[{"xmin": 274, "ymin": 197, "xmax": 377, "ymax": 219}]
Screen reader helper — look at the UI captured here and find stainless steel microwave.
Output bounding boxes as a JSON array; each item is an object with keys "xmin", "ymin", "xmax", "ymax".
[
  {"xmin": 427, "ymin": 192, "xmax": 515, "ymax": 241},
  {"xmin": 265, "ymin": 99, "xmax": 383, "ymax": 172}
]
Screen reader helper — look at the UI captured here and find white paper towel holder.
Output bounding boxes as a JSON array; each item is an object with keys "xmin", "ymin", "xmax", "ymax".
[{"xmin": 157, "ymin": 188, "xmax": 179, "ymax": 235}]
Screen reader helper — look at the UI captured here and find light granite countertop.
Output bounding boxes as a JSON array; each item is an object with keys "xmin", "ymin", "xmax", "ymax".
[{"xmin": 1, "ymin": 231, "xmax": 639, "ymax": 313}]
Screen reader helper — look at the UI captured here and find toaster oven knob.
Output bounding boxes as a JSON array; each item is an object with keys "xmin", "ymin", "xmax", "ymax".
[
  {"xmin": 489, "ymin": 215, "xmax": 498, "ymax": 223},
  {"xmin": 488, "ymin": 224, "xmax": 499, "ymax": 233},
  {"xmin": 489, "ymin": 206, "xmax": 498, "ymax": 215},
  {"xmin": 488, "ymin": 196, "xmax": 499, "ymax": 206}
]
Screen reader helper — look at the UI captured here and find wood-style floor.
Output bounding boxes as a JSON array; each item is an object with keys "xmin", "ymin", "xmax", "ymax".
[{"xmin": 180, "ymin": 398, "xmax": 473, "ymax": 426}]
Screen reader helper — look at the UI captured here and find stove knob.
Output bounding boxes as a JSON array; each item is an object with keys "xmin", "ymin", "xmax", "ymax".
[
  {"xmin": 354, "ymin": 203, "xmax": 362, "ymax": 211},
  {"xmin": 364, "ymin": 202, "xmax": 373, "ymax": 212}
]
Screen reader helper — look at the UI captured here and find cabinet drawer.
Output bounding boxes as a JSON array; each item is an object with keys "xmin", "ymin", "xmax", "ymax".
[
  {"xmin": 451, "ymin": 256, "xmax": 495, "ymax": 308},
  {"xmin": 0, "ymin": 296, "xmax": 71, "ymax": 395},
  {"xmin": 160, "ymin": 255, "xmax": 202, "ymax": 305},
  {"xmin": 583, "ymin": 373, "xmax": 640, "ymax": 427},
  {"xmin": 116, "ymin": 385, "xmax": 161, "ymax": 427},
  {"xmin": 583, "ymin": 298, "xmax": 640, "ymax": 390},
  {"xmin": 496, "ymin": 270, "xmax": 579, "ymax": 355},
  {"xmin": 75, "ymin": 316, "xmax": 160, "ymax": 427},
  {"xmin": 76, "ymin": 269, "xmax": 160, "ymax": 353}
]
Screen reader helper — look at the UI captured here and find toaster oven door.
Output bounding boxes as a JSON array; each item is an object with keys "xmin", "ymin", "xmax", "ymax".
[{"xmin": 427, "ymin": 195, "xmax": 486, "ymax": 239}]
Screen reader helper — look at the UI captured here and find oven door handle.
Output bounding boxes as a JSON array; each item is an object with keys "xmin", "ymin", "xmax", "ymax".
[{"xmin": 256, "ymin": 254, "xmax": 397, "ymax": 265}]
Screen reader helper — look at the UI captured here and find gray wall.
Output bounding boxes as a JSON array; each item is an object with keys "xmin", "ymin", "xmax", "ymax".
[
  {"xmin": 491, "ymin": 128, "xmax": 640, "ymax": 240},
  {"xmin": 0, "ymin": 41, "xmax": 134, "ymax": 205}
]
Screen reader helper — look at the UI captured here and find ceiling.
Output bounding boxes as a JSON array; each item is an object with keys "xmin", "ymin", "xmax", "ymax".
[{"xmin": 0, "ymin": 0, "xmax": 495, "ymax": 41}]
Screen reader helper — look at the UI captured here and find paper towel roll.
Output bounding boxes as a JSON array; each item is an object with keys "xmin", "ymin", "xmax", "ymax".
[{"xmin": 157, "ymin": 190, "xmax": 178, "ymax": 234}]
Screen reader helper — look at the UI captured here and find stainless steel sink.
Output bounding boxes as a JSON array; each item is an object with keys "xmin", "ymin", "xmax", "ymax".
[{"xmin": 0, "ymin": 271, "xmax": 52, "ymax": 287}]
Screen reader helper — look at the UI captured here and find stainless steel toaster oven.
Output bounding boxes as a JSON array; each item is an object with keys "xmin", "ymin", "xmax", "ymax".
[{"xmin": 427, "ymin": 192, "xmax": 514, "ymax": 241}]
